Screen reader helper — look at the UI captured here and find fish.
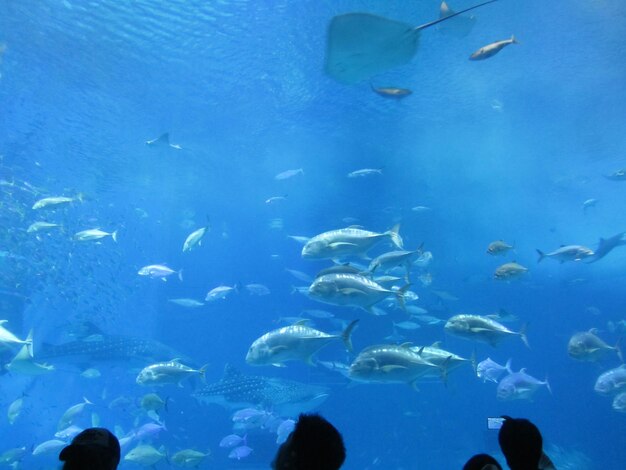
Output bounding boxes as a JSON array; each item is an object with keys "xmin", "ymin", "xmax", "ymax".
[
  {"xmin": 302, "ymin": 225, "xmax": 403, "ymax": 260},
  {"xmin": 605, "ymin": 169, "xmax": 626, "ymax": 181},
  {"xmin": 193, "ymin": 364, "xmax": 330, "ymax": 416},
  {"xmin": 73, "ymin": 228, "xmax": 118, "ymax": 242},
  {"xmin": 536, "ymin": 245, "xmax": 595, "ymax": 263},
  {"xmin": 136, "ymin": 359, "xmax": 207, "ymax": 386},
  {"xmin": 7, "ymin": 396, "xmax": 24, "ymax": 425},
  {"xmin": 124, "ymin": 444, "xmax": 167, "ymax": 466},
  {"xmin": 347, "ymin": 168, "xmax": 383, "ymax": 178},
  {"xmin": 275, "ymin": 168, "xmax": 304, "ymax": 180},
  {"xmin": 26, "ymin": 221, "xmax": 61, "ymax": 233},
  {"xmin": 368, "ymin": 249, "xmax": 422, "ymax": 282},
  {"xmin": 229, "ymin": 446, "xmax": 253, "ymax": 460},
  {"xmin": 245, "ymin": 319, "xmax": 359, "ymax": 367},
  {"xmin": 612, "ymin": 392, "xmax": 626, "ymax": 413},
  {"xmin": 470, "ymin": 35, "xmax": 519, "ymax": 60},
  {"xmin": 138, "ymin": 264, "xmax": 183, "ymax": 281},
  {"xmin": 567, "ymin": 329, "xmax": 621, "ymax": 362},
  {"xmin": 476, "ymin": 357, "xmax": 512, "ymax": 383},
  {"xmin": 266, "ymin": 195, "xmax": 288, "ymax": 204},
  {"xmin": 411, "ymin": 342, "xmax": 472, "ymax": 378},
  {"xmin": 245, "ymin": 283, "xmax": 271, "ymax": 296},
  {"xmin": 183, "ymin": 224, "xmax": 209, "ymax": 252},
  {"xmin": 57, "ymin": 397, "xmax": 93, "ymax": 431},
  {"xmin": 171, "ymin": 449, "xmax": 210, "ymax": 467},
  {"xmin": 582, "ymin": 198, "xmax": 598, "ymax": 212},
  {"xmin": 348, "ymin": 343, "xmax": 440, "ymax": 388},
  {"xmin": 494, "ymin": 262, "xmax": 528, "ymax": 280},
  {"xmin": 36, "ymin": 333, "xmax": 188, "ymax": 365},
  {"xmin": 586, "ymin": 232, "xmax": 626, "ymax": 263},
  {"xmin": 32, "ymin": 195, "xmax": 80, "ymax": 210},
  {"xmin": 444, "ymin": 314, "xmax": 529, "ymax": 348},
  {"xmin": 308, "ymin": 273, "xmax": 410, "ymax": 312},
  {"xmin": 205, "ymin": 284, "xmax": 238, "ymax": 301},
  {"xmin": 594, "ymin": 365, "xmax": 626, "ymax": 395},
  {"xmin": 315, "ymin": 263, "xmax": 363, "ymax": 278},
  {"xmin": 411, "ymin": 206, "xmax": 432, "ymax": 213},
  {"xmin": 325, "ymin": 0, "xmax": 498, "ymax": 84},
  {"xmin": 0, "ymin": 321, "xmax": 32, "ymax": 347},
  {"xmin": 486, "ymin": 240, "xmax": 514, "ymax": 256},
  {"xmin": 285, "ymin": 268, "xmax": 313, "ymax": 283},
  {"xmin": 496, "ymin": 369, "xmax": 551, "ymax": 401},
  {"xmin": 370, "ymin": 85, "xmax": 412, "ymax": 99},
  {"xmin": 32, "ymin": 439, "xmax": 66, "ymax": 456},
  {"xmin": 220, "ymin": 434, "xmax": 247, "ymax": 448},
  {"xmin": 394, "ymin": 321, "xmax": 420, "ymax": 331},
  {"xmin": 145, "ymin": 132, "xmax": 182, "ymax": 149},
  {"xmin": 276, "ymin": 419, "xmax": 295, "ymax": 444},
  {"xmin": 54, "ymin": 425, "xmax": 83, "ymax": 440},
  {"xmin": 302, "ymin": 309, "xmax": 334, "ymax": 319},
  {"xmin": 168, "ymin": 298, "xmax": 205, "ymax": 308},
  {"xmin": 0, "ymin": 447, "xmax": 26, "ymax": 466},
  {"xmin": 141, "ymin": 393, "xmax": 167, "ymax": 412}
]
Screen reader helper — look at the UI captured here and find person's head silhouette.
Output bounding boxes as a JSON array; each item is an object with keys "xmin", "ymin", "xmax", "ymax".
[{"xmin": 59, "ymin": 427, "xmax": 120, "ymax": 470}]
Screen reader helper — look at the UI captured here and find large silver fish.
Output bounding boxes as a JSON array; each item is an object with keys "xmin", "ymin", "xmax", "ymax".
[
  {"xmin": 193, "ymin": 364, "xmax": 329, "ymax": 416},
  {"xmin": 302, "ymin": 225, "xmax": 403, "ymax": 261},
  {"xmin": 496, "ymin": 369, "xmax": 551, "ymax": 401},
  {"xmin": 444, "ymin": 314, "xmax": 529, "ymax": 348},
  {"xmin": 246, "ymin": 319, "xmax": 358, "ymax": 367},
  {"xmin": 308, "ymin": 273, "xmax": 409, "ymax": 312},
  {"xmin": 567, "ymin": 329, "xmax": 621, "ymax": 362},
  {"xmin": 536, "ymin": 245, "xmax": 595, "ymax": 263}
]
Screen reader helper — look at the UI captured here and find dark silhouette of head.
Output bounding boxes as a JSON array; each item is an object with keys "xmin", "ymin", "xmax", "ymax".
[
  {"xmin": 498, "ymin": 416, "xmax": 543, "ymax": 470},
  {"xmin": 272, "ymin": 413, "xmax": 346, "ymax": 470},
  {"xmin": 463, "ymin": 453, "xmax": 503, "ymax": 470},
  {"xmin": 59, "ymin": 427, "xmax": 120, "ymax": 470}
]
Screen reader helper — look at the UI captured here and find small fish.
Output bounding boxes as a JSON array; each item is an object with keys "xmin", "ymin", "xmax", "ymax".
[
  {"xmin": 141, "ymin": 393, "xmax": 167, "ymax": 412},
  {"xmin": 54, "ymin": 425, "xmax": 83, "ymax": 440},
  {"xmin": 7, "ymin": 397, "xmax": 24, "ymax": 425},
  {"xmin": 470, "ymin": 35, "xmax": 519, "ymax": 60},
  {"xmin": 276, "ymin": 419, "xmax": 295, "ymax": 444},
  {"xmin": 32, "ymin": 195, "xmax": 81, "ymax": 210},
  {"xmin": 347, "ymin": 168, "xmax": 383, "ymax": 178},
  {"xmin": 266, "ymin": 195, "xmax": 287, "ymax": 204},
  {"xmin": 219, "ymin": 434, "xmax": 247, "ymax": 448},
  {"xmin": 393, "ymin": 321, "xmax": 421, "ymax": 331},
  {"xmin": 275, "ymin": 168, "xmax": 304, "ymax": 180},
  {"xmin": 138, "ymin": 264, "xmax": 183, "ymax": 282},
  {"xmin": 487, "ymin": 240, "xmax": 514, "ymax": 256},
  {"xmin": 81, "ymin": 368, "xmax": 101, "ymax": 379},
  {"xmin": 168, "ymin": 298, "xmax": 205, "ymax": 308},
  {"xmin": 171, "ymin": 449, "xmax": 210, "ymax": 467},
  {"xmin": 124, "ymin": 444, "xmax": 167, "ymax": 466},
  {"xmin": 73, "ymin": 228, "xmax": 118, "ymax": 242},
  {"xmin": 27, "ymin": 221, "xmax": 61, "ymax": 233},
  {"xmin": 494, "ymin": 262, "xmax": 528, "ymax": 280},
  {"xmin": 497, "ymin": 369, "xmax": 551, "ymax": 401},
  {"xmin": 613, "ymin": 392, "xmax": 626, "ymax": 413},
  {"xmin": 411, "ymin": 205, "xmax": 432, "ymax": 213},
  {"xmin": 605, "ymin": 169, "xmax": 626, "ymax": 181},
  {"xmin": 245, "ymin": 283, "xmax": 270, "ymax": 296},
  {"xmin": 229, "ymin": 445, "xmax": 253, "ymax": 460},
  {"xmin": 476, "ymin": 357, "xmax": 512, "ymax": 383},
  {"xmin": 183, "ymin": 224, "xmax": 209, "ymax": 252},
  {"xmin": 205, "ymin": 284, "xmax": 238, "ymax": 301},
  {"xmin": 370, "ymin": 85, "xmax": 412, "ymax": 98},
  {"xmin": 582, "ymin": 198, "xmax": 598, "ymax": 212},
  {"xmin": 32, "ymin": 439, "xmax": 66, "ymax": 456},
  {"xmin": 57, "ymin": 397, "xmax": 93, "ymax": 431}
]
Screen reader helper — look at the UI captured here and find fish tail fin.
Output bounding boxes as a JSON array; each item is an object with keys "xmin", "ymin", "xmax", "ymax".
[
  {"xmin": 387, "ymin": 224, "xmax": 404, "ymax": 249},
  {"xmin": 76, "ymin": 193, "xmax": 85, "ymax": 203},
  {"xmin": 544, "ymin": 376, "xmax": 552, "ymax": 395},
  {"xmin": 199, "ymin": 364, "xmax": 209, "ymax": 382},
  {"xmin": 341, "ymin": 319, "xmax": 359, "ymax": 352},
  {"xmin": 111, "ymin": 230, "xmax": 118, "ymax": 243},
  {"xmin": 511, "ymin": 34, "xmax": 519, "ymax": 44},
  {"xmin": 25, "ymin": 329, "xmax": 34, "ymax": 356},
  {"xmin": 470, "ymin": 348, "xmax": 477, "ymax": 374},
  {"xmin": 395, "ymin": 284, "xmax": 411, "ymax": 311},
  {"xmin": 84, "ymin": 396, "xmax": 94, "ymax": 405},
  {"xmin": 178, "ymin": 269, "xmax": 184, "ymax": 282},
  {"xmin": 519, "ymin": 323, "xmax": 530, "ymax": 349},
  {"xmin": 616, "ymin": 338, "xmax": 624, "ymax": 363},
  {"xmin": 536, "ymin": 249, "xmax": 545, "ymax": 263},
  {"xmin": 505, "ymin": 358, "xmax": 513, "ymax": 374}
]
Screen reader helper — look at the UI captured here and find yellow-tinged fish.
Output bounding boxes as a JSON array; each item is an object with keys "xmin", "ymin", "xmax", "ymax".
[
  {"xmin": 494, "ymin": 262, "xmax": 528, "ymax": 280},
  {"xmin": 370, "ymin": 84, "xmax": 412, "ymax": 99}
]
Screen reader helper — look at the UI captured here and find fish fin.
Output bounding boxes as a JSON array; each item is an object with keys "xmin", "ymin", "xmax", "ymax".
[
  {"xmin": 199, "ymin": 364, "xmax": 209, "ymax": 382},
  {"xmin": 111, "ymin": 230, "xmax": 118, "ymax": 243},
  {"xmin": 511, "ymin": 34, "xmax": 519, "ymax": 44},
  {"xmin": 544, "ymin": 376, "xmax": 552, "ymax": 395},
  {"xmin": 386, "ymin": 224, "xmax": 403, "ymax": 249},
  {"xmin": 381, "ymin": 365, "xmax": 407, "ymax": 372},
  {"xmin": 519, "ymin": 323, "xmax": 530, "ymax": 349},
  {"xmin": 329, "ymin": 242, "xmax": 358, "ymax": 249},
  {"xmin": 430, "ymin": 341, "xmax": 442, "ymax": 348},
  {"xmin": 341, "ymin": 319, "xmax": 359, "ymax": 352},
  {"xmin": 410, "ymin": 381, "xmax": 420, "ymax": 392},
  {"xmin": 505, "ymin": 358, "xmax": 513, "ymax": 374},
  {"xmin": 294, "ymin": 319, "xmax": 309, "ymax": 326},
  {"xmin": 536, "ymin": 249, "xmax": 545, "ymax": 263},
  {"xmin": 178, "ymin": 269, "xmax": 184, "ymax": 282},
  {"xmin": 470, "ymin": 348, "xmax": 477, "ymax": 374},
  {"xmin": 272, "ymin": 363, "xmax": 286, "ymax": 368},
  {"xmin": 395, "ymin": 284, "xmax": 411, "ymax": 311},
  {"xmin": 616, "ymin": 338, "xmax": 623, "ymax": 363}
]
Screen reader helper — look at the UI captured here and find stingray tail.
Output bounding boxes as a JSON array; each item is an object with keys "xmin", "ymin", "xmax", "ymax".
[{"xmin": 415, "ymin": 0, "xmax": 499, "ymax": 31}]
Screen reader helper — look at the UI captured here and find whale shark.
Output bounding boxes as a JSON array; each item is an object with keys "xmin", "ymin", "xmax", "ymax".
[{"xmin": 193, "ymin": 364, "xmax": 330, "ymax": 417}]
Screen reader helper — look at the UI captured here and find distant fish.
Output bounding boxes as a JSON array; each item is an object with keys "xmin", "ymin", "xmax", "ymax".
[
  {"xmin": 32, "ymin": 195, "xmax": 81, "ymax": 210},
  {"xmin": 275, "ymin": 168, "xmax": 304, "ymax": 180},
  {"xmin": 348, "ymin": 168, "xmax": 383, "ymax": 178},
  {"xmin": 536, "ymin": 245, "xmax": 595, "ymax": 263},
  {"xmin": 470, "ymin": 35, "xmax": 519, "ymax": 60},
  {"xmin": 245, "ymin": 283, "xmax": 270, "ymax": 296},
  {"xmin": 494, "ymin": 262, "xmax": 528, "ymax": 280},
  {"xmin": 594, "ymin": 365, "xmax": 626, "ymax": 395},
  {"xmin": 582, "ymin": 198, "xmax": 598, "ymax": 212},
  {"xmin": 27, "ymin": 221, "xmax": 62, "ymax": 233},
  {"xmin": 7, "ymin": 397, "xmax": 24, "ymax": 425},
  {"xmin": 266, "ymin": 195, "xmax": 287, "ymax": 204},
  {"xmin": 73, "ymin": 228, "xmax": 118, "ymax": 242},
  {"xmin": 205, "ymin": 284, "xmax": 238, "ymax": 301},
  {"xmin": 604, "ymin": 169, "xmax": 626, "ymax": 181},
  {"xmin": 32, "ymin": 439, "xmax": 66, "ymax": 456},
  {"xmin": 136, "ymin": 360, "xmax": 207, "ymax": 386},
  {"xmin": 183, "ymin": 223, "xmax": 209, "ymax": 252},
  {"xmin": 285, "ymin": 268, "xmax": 313, "ymax": 283},
  {"xmin": 445, "ymin": 314, "xmax": 529, "ymax": 348},
  {"xmin": 168, "ymin": 298, "xmax": 205, "ymax": 308},
  {"xmin": 411, "ymin": 205, "xmax": 432, "ymax": 213},
  {"xmin": 567, "ymin": 329, "xmax": 621, "ymax": 362},
  {"xmin": 613, "ymin": 392, "xmax": 626, "ymax": 413},
  {"xmin": 57, "ymin": 397, "xmax": 93, "ymax": 431},
  {"xmin": 486, "ymin": 240, "xmax": 514, "ymax": 256},
  {"xmin": 219, "ymin": 434, "xmax": 247, "ymax": 449},
  {"xmin": 138, "ymin": 264, "xmax": 183, "ymax": 282},
  {"xmin": 229, "ymin": 446, "xmax": 253, "ymax": 460},
  {"xmin": 276, "ymin": 419, "xmax": 295, "ymax": 444},
  {"xmin": 370, "ymin": 84, "xmax": 412, "ymax": 98},
  {"xmin": 145, "ymin": 132, "xmax": 182, "ymax": 149}
]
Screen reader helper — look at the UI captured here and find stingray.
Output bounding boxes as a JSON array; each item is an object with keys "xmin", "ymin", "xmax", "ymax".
[{"xmin": 325, "ymin": 0, "xmax": 498, "ymax": 84}]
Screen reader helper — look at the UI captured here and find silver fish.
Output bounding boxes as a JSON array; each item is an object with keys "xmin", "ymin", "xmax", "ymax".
[
  {"xmin": 444, "ymin": 314, "xmax": 529, "ymax": 348},
  {"xmin": 347, "ymin": 168, "xmax": 383, "ymax": 177},
  {"xmin": 168, "ymin": 298, "xmax": 205, "ymax": 308},
  {"xmin": 568, "ymin": 329, "xmax": 621, "ymax": 362},
  {"xmin": 476, "ymin": 357, "xmax": 512, "ymax": 383},
  {"xmin": 470, "ymin": 35, "xmax": 518, "ymax": 60},
  {"xmin": 138, "ymin": 264, "xmax": 182, "ymax": 281},
  {"xmin": 275, "ymin": 168, "xmax": 304, "ymax": 180},
  {"xmin": 594, "ymin": 365, "xmax": 626, "ymax": 395},
  {"xmin": 136, "ymin": 360, "xmax": 207, "ymax": 386},
  {"xmin": 183, "ymin": 225, "xmax": 209, "ymax": 252},
  {"xmin": 302, "ymin": 225, "xmax": 403, "ymax": 260},
  {"xmin": 74, "ymin": 228, "xmax": 118, "ymax": 242},
  {"xmin": 536, "ymin": 245, "xmax": 595, "ymax": 263},
  {"xmin": 497, "ymin": 369, "xmax": 551, "ymax": 401}
]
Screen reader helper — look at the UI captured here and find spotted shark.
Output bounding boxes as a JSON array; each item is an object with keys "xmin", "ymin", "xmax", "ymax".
[
  {"xmin": 193, "ymin": 364, "xmax": 330, "ymax": 417},
  {"xmin": 586, "ymin": 232, "xmax": 626, "ymax": 263},
  {"xmin": 36, "ymin": 334, "xmax": 189, "ymax": 365}
]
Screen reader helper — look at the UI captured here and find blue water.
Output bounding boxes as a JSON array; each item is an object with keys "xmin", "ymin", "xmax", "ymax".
[{"xmin": 1, "ymin": 0, "xmax": 625, "ymax": 468}]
